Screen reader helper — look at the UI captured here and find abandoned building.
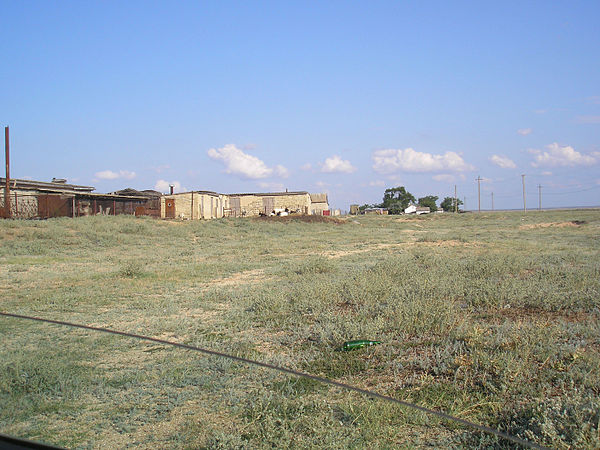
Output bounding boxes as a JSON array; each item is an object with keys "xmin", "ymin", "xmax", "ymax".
[
  {"xmin": 0, "ymin": 178, "xmax": 160, "ymax": 219},
  {"xmin": 159, "ymin": 190, "xmax": 229, "ymax": 219},
  {"xmin": 228, "ymin": 191, "xmax": 312, "ymax": 217},
  {"xmin": 160, "ymin": 190, "xmax": 326, "ymax": 219},
  {"xmin": 1, "ymin": 177, "xmax": 329, "ymax": 220},
  {"xmin": 309, "ymin": 193, "xmax": 329, "ymax": 215}
]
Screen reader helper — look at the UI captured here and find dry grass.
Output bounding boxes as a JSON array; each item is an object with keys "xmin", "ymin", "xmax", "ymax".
[
  {"xmin": 519, "ymin": 220, "xmax": 586, "ymax": 229},
  {"xmin": 1, "ymin": 209, "xmax": 599, "ymax": 448}
]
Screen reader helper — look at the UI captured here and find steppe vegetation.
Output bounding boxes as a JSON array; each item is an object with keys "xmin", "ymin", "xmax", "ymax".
[{"xmin": 1, "ymin": 210, "xmax": 599, "ymax": 448}]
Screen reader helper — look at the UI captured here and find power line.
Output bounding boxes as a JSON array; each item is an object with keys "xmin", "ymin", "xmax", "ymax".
[
  {"xmin": 476, "ymin": 176, "xmax": 482, "ymax": 212},
  {"xmin": 521, "ymin": 174, "xmax": 527, "ymax": 212},
  {"xmin": 543, "ymin": 184, "xmax": 600, "ymax": 195},
  {"xmin": 0, "ymin": 311, "xmax": 545, "ymax": 449}
]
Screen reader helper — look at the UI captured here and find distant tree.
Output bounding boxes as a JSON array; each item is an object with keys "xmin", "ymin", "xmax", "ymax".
[
  {"xmin": 418, "ymin": 195, "xmax": 438, "ymax": 212},
  {"xmin": 382, "ymin": 187, "xmax": 415, "ymax": 214},
  {"xmin": 358, "ymin": 204, "xmax": 374, "ymax": 213},
  {"xmin": 440, "ymin": 196, "xmax": 463, "ymax": 212}
]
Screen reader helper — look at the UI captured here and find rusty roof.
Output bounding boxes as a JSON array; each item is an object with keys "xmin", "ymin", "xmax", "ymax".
[{"xmin": 1, "ymin": 178, "xmax": 95, "ymax": 192}]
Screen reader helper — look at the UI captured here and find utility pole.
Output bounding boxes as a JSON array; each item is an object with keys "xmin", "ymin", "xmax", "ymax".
[
  {"xmin": 521, "ymin": 174, "xmax": 526, "ymax": 212},
  {"xmin": 491, "ymin": 192, "xmax": 494, "ymax": 211},
  {"xmin": 4, "ymin": 126, "xmax": 10, "ymax": 219},
  {"xmin": 476, "ymin": 175, "xmax": 482, "ymax": 212},
  {"xmin": 454, "ymin": 185, "xmax": 457, "ymax": 213},
  {"xmin": 538, "ymin": 184, "xmax": 542, "ymax": 211}
]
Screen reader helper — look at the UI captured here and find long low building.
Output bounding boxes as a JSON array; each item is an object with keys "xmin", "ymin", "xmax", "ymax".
[
  {"xmin": 1, "ymin": 178, "xmax": 160, "ymax": 219},
  {"xmin": 160, "ymin": 190, "xmax": 327, "ymax": 219},
  {"xmin": 1, "ymin": 178, "xmax": 329, "ymax": 220}
]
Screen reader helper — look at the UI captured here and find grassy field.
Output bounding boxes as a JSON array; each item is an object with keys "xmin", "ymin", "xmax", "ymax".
[{"xmin": 1, "ymin": 210, "xmax": 599, "ymax": 448}]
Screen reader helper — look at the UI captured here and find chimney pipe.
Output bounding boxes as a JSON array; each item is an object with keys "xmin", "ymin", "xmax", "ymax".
[
  {"xmin": 4, "ymin": 126, "xmax": 10, "ymax": 218},
  {"xmin": 169, "ymin": 184, "xmax": 174, "ymax": 195}
]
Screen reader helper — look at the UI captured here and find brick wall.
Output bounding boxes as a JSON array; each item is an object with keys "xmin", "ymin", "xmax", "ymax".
[{"xmin": 233, "ymin": 193, "xmax": 311, "ymax": 216}]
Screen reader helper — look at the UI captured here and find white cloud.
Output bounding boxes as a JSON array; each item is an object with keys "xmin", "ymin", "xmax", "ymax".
[
  {"xmin": 207, "ymin": 144, "xmax": 288, "ymax": 179},
  {"xmin": 315, "ymin": 181, "xmax": 330, "ymax": 188},
  {"xmin": 321, "ymin": 155, "xmax": 357, "ymax": 174},
  {"xmin": 432, "ymin": 174, "xmax": 456, "ymax": 183},
  {"xmin": 257, "ymin": 181, "xmax": 285, "ymax": 191},
  {"xmin": 95, "ymin": 170, "xmax": 136, "ymax": 180},
  {"xmin": 369, "ymin": 180, "xmax": 385, "ymax": 187},
  {"xmin": 529, "ymin": 143, "xmax": 598, "ymax": 168},
  {"xmin": 490, "ymin": 155, "xmax": 517, "ymax": 169},
  {"xmin": 517, "ymin": 128, "xmax": 532, "ymax": 136},
  {"xmin": 372, "ymin": 148, "xmax": 474, "ymax": 173},
  {"xmin": 155, "ymin": 180, "xmax": 186, "ymax": 193},
  {"xmin": 541, "ymin": 171, "xmax": 553, "ymax": 176},
  {"xmin": 300, "ymin": 163, "xmax": 312, "ymax": 171},
  {"xmin": 274, "ymin": 165, "xmax": 290, "ymax": 178}
]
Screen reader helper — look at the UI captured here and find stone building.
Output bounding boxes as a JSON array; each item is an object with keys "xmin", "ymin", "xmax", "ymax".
[
  {"xmin": 160, "ymin": 191, "xmax": 229, "ymax": 219},
  {"xmin": 310, "ymin": 193, "xmax": 329, "ymax": 215},
  {"xmin": 159, "ymin": 190, "xmax": 326, "ymax": 219},
  {"xmin": 228, "ymin": 191, "xmax": 312, "ymax": 217}
]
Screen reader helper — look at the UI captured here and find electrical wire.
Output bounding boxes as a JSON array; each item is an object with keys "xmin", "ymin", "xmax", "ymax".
[{"xmin": 0, "ymin": 311, "xmax": 546, "ymax": 449}]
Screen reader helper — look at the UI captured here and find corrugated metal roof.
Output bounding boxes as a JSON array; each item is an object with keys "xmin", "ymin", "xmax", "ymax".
[
  {"xmin": 162, "ymin": 190, "xmax": 222, "ymax": 197},
  {"xmin": 1, "ymin": 178, "xmax": 95, "ymax": 192},
  {"xmin": 111, "ymin": 188, "xmax": 162, "ymax": 197}
]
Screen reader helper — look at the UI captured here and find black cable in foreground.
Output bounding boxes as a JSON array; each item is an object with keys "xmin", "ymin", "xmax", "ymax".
[{"xmin": 0, "ymin": 311, "xmax": 546, "ymax": 449}]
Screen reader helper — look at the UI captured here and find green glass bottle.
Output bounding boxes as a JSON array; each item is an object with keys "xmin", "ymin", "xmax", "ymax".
[{"xmin": 342, "ymin": 340, "xmax": 381, "ymax": 351}]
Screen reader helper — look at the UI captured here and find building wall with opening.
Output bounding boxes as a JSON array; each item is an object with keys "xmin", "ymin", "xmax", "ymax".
[
  {"xmin": 161, "ymin": 192, "xmax": 228, "ymax": 219},
  {"xmin": 228, "ymin": 192, "xmax": 311, "ymax": 217}
]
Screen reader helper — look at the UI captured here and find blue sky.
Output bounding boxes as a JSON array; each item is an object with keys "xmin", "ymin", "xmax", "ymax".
[{"xmin": 1, "ymin": 1, "xmax": 599, "ymax": 210}]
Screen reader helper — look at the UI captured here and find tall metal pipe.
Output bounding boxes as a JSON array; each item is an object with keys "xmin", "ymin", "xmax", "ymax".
[{"xmin": 4, "ymin": 126, "xmax": 10, "ymax": 218}]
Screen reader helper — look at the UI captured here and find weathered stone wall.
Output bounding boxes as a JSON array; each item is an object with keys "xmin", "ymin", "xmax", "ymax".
[
  {"xmin": 232, "ymin": 193, "xmax": 311, "ymax": 216},
  {"xmin": 161, "ymin": 192, "xmax": 228, "ymax": 219},
  {"xmin": 273, "ymin": 194, "xmax": 311, "ymax": 214},
  {"xmin": 0, "ymin": 188, "xmax": 39, "ymax": 218},
  {"xmin": 310, "ymin": 201, "xmax": 329, "ymax": 215}
]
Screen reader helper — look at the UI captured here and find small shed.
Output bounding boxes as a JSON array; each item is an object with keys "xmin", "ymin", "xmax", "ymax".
[
  {"xmin": 160, "ymin": 191, "xmax": 228, "ymax": 219},
  {"xmin": 310, "ymin": 193, "xmax": 329, "ymax": 215},
  {"xmin": 404, "ymin": 204, "xmax": 417, "ymax": 214}
]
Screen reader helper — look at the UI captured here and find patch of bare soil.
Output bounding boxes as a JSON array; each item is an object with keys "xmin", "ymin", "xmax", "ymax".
[
  {"xmin": 285, "ymin": 240, "xmax": 480, "ymax": 260},
  {"xmin": 253, "ymin": 215, "xmax": 347, "ymax": 224},
  {"xmin": 323, "ymin": 243, "xmax": 404, "ymax": 258},
  {"xmin": 211, "ymin": 268, "xmax": 268, "ymax": 286},
  {"xmin": 519, "ymin": 221, "xmax": 586, "ymax": 230},
  {"xmin": 418, "ymin": 240, "xmax": 474, "ymax": 247}
]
